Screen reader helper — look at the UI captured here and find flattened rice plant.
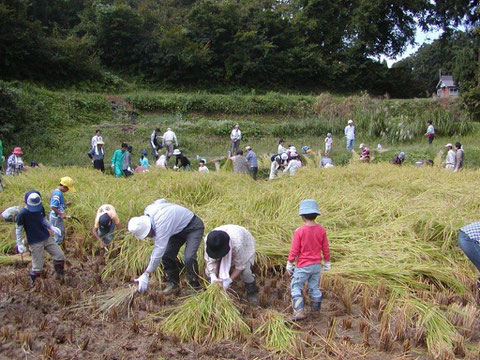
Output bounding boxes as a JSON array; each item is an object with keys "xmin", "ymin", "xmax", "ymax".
[{"xmin": 159, "ymin": 283, "xmax": 250, "ymax": 343}]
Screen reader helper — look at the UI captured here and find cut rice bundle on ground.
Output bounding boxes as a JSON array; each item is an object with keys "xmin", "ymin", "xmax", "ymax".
[
  {"xmin": 253, "ymin": 310, "xmax": 299, "ymax": 355},
  {"xmin": 69, "ymin": 286, "xmax": 136, "ymax": 317}
]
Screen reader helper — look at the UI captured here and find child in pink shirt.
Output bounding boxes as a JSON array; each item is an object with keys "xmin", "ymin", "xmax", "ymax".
[{"xmin": 286, "ymin": 199, "xmax": 330, "ymax": 321}]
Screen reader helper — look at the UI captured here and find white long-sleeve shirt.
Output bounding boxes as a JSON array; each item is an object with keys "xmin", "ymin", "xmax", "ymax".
[
  {"xmin": 278, "ymin": 144, "xmax": 287, "ymax": 154},
  {"xmin": 446, "ymin": 149, "xmax": 456, "ymax": 167},
  {"xmin": 91, "ymin": 135, "xmax": 103, "ymax": 149},
  {"xmin": 144, "ymin": 199, "xmax": 194, "ymax": 273},
  {"xmin": 344, "ymin": 125, "xmax": 355, "ymax": 140},
  {"xmin": 204, "ymin": 225, "xmax": 255, "ymax": 276},
  {"xmin": 162, "ymin": 130, "xmax": 178, "ymax": 145},
  {"xmin": 230, "ymin": 129, "xmax": 241, "ymax": 141}
]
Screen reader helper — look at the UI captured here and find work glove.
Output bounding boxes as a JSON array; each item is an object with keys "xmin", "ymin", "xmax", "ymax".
[
  {"xmin": 17, "ymin": 244, "xmax": 27, "ymax": 254},
  {"xmin": 111, "ymin": 163, "xmax": 114, "ymax": 168},
  {"xmin": 127, "ymin": 167, "xmax": 132, "ymax": 172},
  {"xmin": 323, "ymin": 262, "xmax": 331, "ymax": 271},
  {"xmin": 210, "ymin": 273, "xmax": 219, "ymax": 284},
  {"xmin": 51, "ymin": 226, "xmax": 62, "ymax": 237},
  {"xmin": 286, "ymin": 261, "xmax": 295, "ymax": 276},
  {"xmin": 135, "ymin": 272, "xmax": 149, "ymax": 293},
  {"xmin": 222, "ymin": 278, "xmax": 233, "ymax": 290}
]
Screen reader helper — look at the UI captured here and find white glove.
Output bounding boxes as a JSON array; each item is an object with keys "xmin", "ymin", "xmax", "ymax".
[
  {"xmin": 323, "ymin": 261, "xmax": 331, "ymax": 271},
  {"xmin": 222, "ymin": 278, "xmax": 233, "ymax": 290},
  {"xmin": 17, "ymin": 244, "xmax": 27, "ymax": 254},
  {"xmin": 51, "ymin": 226, "xmax": 62, "ymax": 237},
  {"xmin": 111, "ymin": 163, "xmax": 114, "ymax": 168},
  {"xmin": 127, "ymin": 167, "xmax": 132, "ymax": 172},
  {"xmin": 210, "ymin": 273, "xmax": 218, "ymax": 284},
  {"xmin": 286, "ymin": 261, "xmax": 295, "ymax": 275},
  {"xmin": 135, "ymin": 272, "xmax": 149, "ymax": 293}
]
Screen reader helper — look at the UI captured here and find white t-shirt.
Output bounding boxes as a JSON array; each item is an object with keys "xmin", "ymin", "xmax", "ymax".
[{"xmin": 199, "ymin": 166, "xmax": 209, "ymax": 173}]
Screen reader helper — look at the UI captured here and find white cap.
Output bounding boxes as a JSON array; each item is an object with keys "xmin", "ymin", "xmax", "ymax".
[
  {"xmin": 445, "ymin": 143, "xmax": 453, "ymax": 148},
  {"xmin": 245, "ymin": 146, "xmax": 251, "ymax": 151},
  {"xmin": 359, "ymin": 143, "xmax": 365, "ymax": 149},
  {"xmin": 173, "ymin": 149, "xmax": 181, "ymax": 155},
  {"xmin": 281, "ymin": 153, "xmax": 288, "ymax": 160},
  {"xmin": 289, "ymin": 146, "xmax": 296, "ymax": 152},
  {"xmin": 128, "ymin": 216, "xmax": 151, "ymax": 240},
  {"xmin": 348, "ymin": 119, "xmax": 353, "ymax": 124}
]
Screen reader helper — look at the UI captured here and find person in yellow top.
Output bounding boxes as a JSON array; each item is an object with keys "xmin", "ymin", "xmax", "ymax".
[{"xmin": 92, "ymin": 204, "xmax": 120, "ymax": 248}]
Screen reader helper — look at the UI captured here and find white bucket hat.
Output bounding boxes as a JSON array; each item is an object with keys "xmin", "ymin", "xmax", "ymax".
[
  {"xmin": 348, "ymin": 119, "xmax": 353, "ymax": 124},
  {"xmin": 173, "ymin": 149, "xmax": 181, "ymax": 156},
  {"xmin": 281, "ymin": 153, "xmax": 288, "ymax": 160},
  {"xmin": 128, "ymin": 216, "xmax": 151, "ymax": 240}
]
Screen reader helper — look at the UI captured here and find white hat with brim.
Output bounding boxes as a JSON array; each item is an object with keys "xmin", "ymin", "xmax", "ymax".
[
  {"xmin": 445, "ymin": 143, "xmax": 453, "ymax": 148},
  {"xmin": 128, "ymin": 216, "xmax": 151, "ymax": 240},
  {"xmin": 97, "ymin": 141, "xmax": 104, "ymax": 145},
  {"xmin": 173, "ymin": 149, "xmax": 181, "ymax": 156},
  {"xmin": 348, "ymin": 120, "xmax": 353, "ymax": 124},
  {"xmin": 298, "ymin": 199, "xmax": 321, "ymax": 216}
]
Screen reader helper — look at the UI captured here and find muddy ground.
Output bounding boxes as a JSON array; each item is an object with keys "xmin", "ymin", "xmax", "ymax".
[{"xmin": 0, "ymin": 250, "xmax": 475, "ymax": 360}]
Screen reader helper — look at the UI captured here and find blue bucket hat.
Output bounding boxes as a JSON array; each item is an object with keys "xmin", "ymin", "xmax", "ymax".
[
  {"xmin": 298, "ymin": 199, "xmax": 321, "ymax": 216},
  {"xmin": 24, "ymin": 190, "xmax": 43, "ymax": 212}
]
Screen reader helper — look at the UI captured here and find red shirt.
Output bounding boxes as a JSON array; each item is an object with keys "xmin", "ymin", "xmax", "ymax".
[{"xmin": 288, "ymin": 224, "xmax": 330, "ymax": 268}]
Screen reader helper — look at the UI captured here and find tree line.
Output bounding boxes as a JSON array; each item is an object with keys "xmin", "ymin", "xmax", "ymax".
[{"xmin": 0, "ymin": 0, "xmax": 478, "ymax": 99}]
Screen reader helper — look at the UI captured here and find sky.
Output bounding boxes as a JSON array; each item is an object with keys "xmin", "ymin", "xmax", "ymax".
[{"xmin": 381, "ymin": 27, "xmax": 443, "ymax": 67}]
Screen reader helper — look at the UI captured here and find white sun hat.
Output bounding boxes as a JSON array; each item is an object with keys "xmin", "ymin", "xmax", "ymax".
[{"xmin": 128, "ymin": 216, "xmax": 151, "ymax": 240}]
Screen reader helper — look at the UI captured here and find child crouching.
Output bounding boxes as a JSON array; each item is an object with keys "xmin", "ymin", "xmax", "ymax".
[
  {"xmin": 286, "ymin": 199, "xmax": 331, "ymax": 321},
  {"xmin": 16, "ymin": 190, "xmax": 66, "ymax": 284}
]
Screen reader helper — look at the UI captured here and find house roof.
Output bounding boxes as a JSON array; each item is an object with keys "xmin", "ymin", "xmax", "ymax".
[{"xmin": 437, "ymin": 75, "xmax": 456, "ymax": 89}]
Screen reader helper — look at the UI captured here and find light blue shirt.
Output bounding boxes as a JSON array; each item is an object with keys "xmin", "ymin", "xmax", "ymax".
[
  {"xmin": 50, "ymin": 189, "xmax": 65, "ymax": 218},
  {"xmin": 245, "ymin": 151, "xmax": 258, "ymax": 168}
]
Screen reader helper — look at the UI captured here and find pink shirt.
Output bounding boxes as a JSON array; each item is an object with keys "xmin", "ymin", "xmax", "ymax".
[{"xmin": 288, "ymin": 224, "xmax": 330, "ymax": 268}]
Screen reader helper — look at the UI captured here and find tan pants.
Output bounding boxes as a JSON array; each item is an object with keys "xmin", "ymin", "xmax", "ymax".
[{"xmin": 29, "ymin": 237, "xmax": 65, "ymax": 272}]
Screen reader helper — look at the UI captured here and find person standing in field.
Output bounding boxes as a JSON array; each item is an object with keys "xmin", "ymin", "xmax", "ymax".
[
  {"xmin": 122, "ymin": 145, "xmax": 133, "ymax": 177},
  {"xmin": 445, "ymin": 143, "xmax": 455, "ymax": 171},
  {"xmin": 230, "ymin": 124, "xmax": 242, "ymax": 155},
  {"xmin": 127, "ymin": 199, "xmax": 205, "ymax": 294},
  {"xmin": 454, "ymin": 142, "xmax": 464, "ymax": 172},
  {"xmin": 245, "ymin": 146, "xmax": 258, "ymax": 180},
  {"xmin": 173, "ymin": 149, "xmax": 191, "ymax": 171},
  {"xmin": 49, "ymin": 177, "xmax": 76, "ymax": 245},
  {"xmin": 16, "ymin": 190, "xmax": 65, "ymax": 284},
  {"xmin": 324, "ymin": 133, "xmax": 333, "ymax": 156},
  {"xmin": 91, "ymin": 129, "xmax": 103, "ymax": 151},
  {"xmin": 204, "ymin": 225, "xmax": 258, "ymax": 304},
  {"xmin": 457, "ymin": 222, "xmax": 480, "ymax": 291},
  {"xmin": 162, "ymin": 128, "xmax": 178, "ymax": 160},
  {"xmin": 88, "ymin": 140, "xmax": 105, "ymax": 172},
  {"xmin": 92, "ymin": 204, "xmax": 120, "ymax": 248},
  {"xmin": 344, "ymin": 120, "xmax": 355, "ymax": 151},
  {"xmin": 286, "ymin": 199, "xmax": 330, "ymax": 321},
  {"xmin": 278, "ymin": 139, "xmax": 287, "ymax": 154},
  {"xmin": 228, "ymin": 150, "xmax": 249, "ymax": 175},
  {"xmin": 111, "ymin": 143, "xmax": 127, "ymax": 178},
  {"xmin": 150, "ymin": 128, "xmax": 162, "ymax": 160},
  {"xmin": 5, "ymin": 147, "xmax": 25, "ymax": 175},
  {"xmin": 424, "ymin": 120, "xmax": 435, "ymax": 146}
]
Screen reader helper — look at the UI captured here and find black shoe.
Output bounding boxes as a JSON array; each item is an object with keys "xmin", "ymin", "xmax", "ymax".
[{"xmin": 161, "ymin": 282, "xmax": 179, "ymax": 294}]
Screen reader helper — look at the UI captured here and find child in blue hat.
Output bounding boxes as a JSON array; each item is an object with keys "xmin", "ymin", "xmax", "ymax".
[{"xmin": 286, "ymin": 199, "xmax": 331, "ymax": 321}]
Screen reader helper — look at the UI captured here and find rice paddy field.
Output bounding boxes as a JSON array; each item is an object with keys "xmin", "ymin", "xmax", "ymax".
[{"xmin": 1, "ymin": 160, "xmax": 480, "ymax": 359}]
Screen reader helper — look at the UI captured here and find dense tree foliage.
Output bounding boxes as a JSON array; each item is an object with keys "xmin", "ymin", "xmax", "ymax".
[{"xmin": 0, "ymin": 0, "xmax": 478, "ymax": 95}]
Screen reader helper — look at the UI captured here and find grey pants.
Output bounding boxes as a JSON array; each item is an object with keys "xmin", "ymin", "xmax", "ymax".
[
  {"xmin": 165, "ymin": 141, "xmax": 174, "ymax": 160},
  {"xmin": 30, "ymin": 237, "xmax": 65, "ymax": 273},
  {"xmin": 49, "ymin": 215, "xmax": 65, "ymax": 244},
  {"xmin": 240, "ymin": 257, "xmax": 255, "ymax": 284},
  {"xmin": 162, "ymin": 216, "xmax": 205, "ymax": 285},
  {"xmin": 232, "ymin": 140, "xmax": 240, "ymax": 155}
]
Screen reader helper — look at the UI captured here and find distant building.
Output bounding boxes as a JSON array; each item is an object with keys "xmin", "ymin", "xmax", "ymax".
[{"xmin": 436, "ymin": 75, "xmax": 459, "ymax": 98}]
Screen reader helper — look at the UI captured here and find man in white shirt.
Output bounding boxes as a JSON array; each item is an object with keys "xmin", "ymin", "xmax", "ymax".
[
  {"xmin": 162, "ymin": 128, "xmax": 178, "ymax": 160},
  {"xmin": 445, "ymin": 143, "xmax": 456, "ymax": 170},
  {"xmin": 204, "ymin": 225, "xmax": 258, "ymax": 304},
  {"xmin": 91, "ymin": 129, "xmax": 103, "ymax": 151},
  {"xmin": 344, "ymin": 120, "xmax": 355, "ymax": 151},
  {"xmin": 128, "ymin": 199, "xmax": 205, "ymax": 294},
  {"xmin": 230, "ymin": 124, "xmax": 242, "ymax": 155}
]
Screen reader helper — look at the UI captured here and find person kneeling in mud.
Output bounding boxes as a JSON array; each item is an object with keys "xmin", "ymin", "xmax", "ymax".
[
  {"xmin": 92, "ymin": 204, "xmax": 121, "ymax": 248},
  {"xmin": 204, "ymin": 225, "xmax": 258, "ymax": 304},
  {"xmin": 16, "ymin": 190, "xmax": 65, "ymax": 284}
]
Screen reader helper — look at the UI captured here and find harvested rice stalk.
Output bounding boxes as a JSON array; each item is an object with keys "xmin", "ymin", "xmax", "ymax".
[
  {"xmin": 69, "ymin": 286, "xmax": 136, "ymax": 317},
  {"xmin": 0, "ymin": 254, "xmax": 31, "ymax": 265},
  {"xmin": 159, "ymin": 283, "xmax": 250, "ymax": 344},
  {"xmin": 253, "ymin": 310, "xmax": 298, "ymax": 354}
]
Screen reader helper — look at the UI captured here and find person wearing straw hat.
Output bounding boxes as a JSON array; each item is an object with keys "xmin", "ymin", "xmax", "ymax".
[
  {"xmin": 344, "ymin": 119, "xmax": 355, "ymax": 151},
  {"xmin": 88, "ymin": 140, "xmax": 105, "ymax": 172},
  {"xmin": 444, "ymin": 143, "xmax": 455, "ymax": 170},
  {"xmin": 127, "ymin": 199, "xmax": 205, "ymax": 294},
  {"xmin": 286, "ymin": 199, "xmax": 330, "ymax": 321},
  {"xmin": 5, "ymin": 147, "xmax": 25, "ymax": 175},
  {"xmin": 92, "ymin": 204, "xmax": 121, "ymax": 248},
  {"xmin": 204, "ymin": 225, "xmax": 258, "ymax": 304},
  {"xmin": 16, "ymin": 190, "xmax": 65, "ymax": 284},
  {"xmin": 230, "ymin": 124, "xmax": 242, "ymax": 155},
  {"xmin": 49, "ymin": 177, "xmax": 76, "ymax": 245}
]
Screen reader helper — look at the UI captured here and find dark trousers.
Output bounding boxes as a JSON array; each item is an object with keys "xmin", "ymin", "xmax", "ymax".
[
  {"xmin": 93, "ymin": 159, "xmax": 105, "ymax": 172},
  {"xmin": 428, "ymin": 135, "xmax": 434, "ymax": 145},
  {"xmin": 162, "ymin": 216, "xmax": 204, "ymax": 286},
  {"xmin": 123, "ymin": 169, "xmax": 133, "ymax": 177},
  {"xmin": 249, "ymin": 167, "xmax": 258, "ymax": 180}
]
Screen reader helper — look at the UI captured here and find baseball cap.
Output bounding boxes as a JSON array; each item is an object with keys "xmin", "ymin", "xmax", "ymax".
[
  {"xmin": 24, "ymin": 190, "xmax": 43, "ymax": 212},
  {"xmin": 348, "ymin": 119, "xmax": 353, "ymax": 124},
  {"xmin": 98, "ymin": 213, "xmax": 112, "ymax": 233}
]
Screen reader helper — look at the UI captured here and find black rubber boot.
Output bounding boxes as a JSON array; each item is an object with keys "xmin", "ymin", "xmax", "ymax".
[
  {"xmin": 53, "ymin": 260, "xmax": 65, "ymax": 280},
  {"xmin": 29, "ymin": 271, "xmax": 40, "ymax": 285},
  {"xmin": 311, "ymin": 296, "xmax": 322, "ymax": 311},
  {"xmin": 161, "ymin": 282, "xmax": 179, "ymax": 294},
  {"xmin": 245, "ymin": 281, "xmax": 259, "ymax": 305}
]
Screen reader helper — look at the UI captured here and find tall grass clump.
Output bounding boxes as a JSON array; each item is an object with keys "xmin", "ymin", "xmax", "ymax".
[{"xmin": 158, "ymin": 284, "xmax": 250, "ymax": 343}]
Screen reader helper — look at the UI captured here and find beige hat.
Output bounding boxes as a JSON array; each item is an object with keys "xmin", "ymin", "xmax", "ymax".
[{"xmin": 348, "ymin": 119, "xmax": 353, "ymax": 124}]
